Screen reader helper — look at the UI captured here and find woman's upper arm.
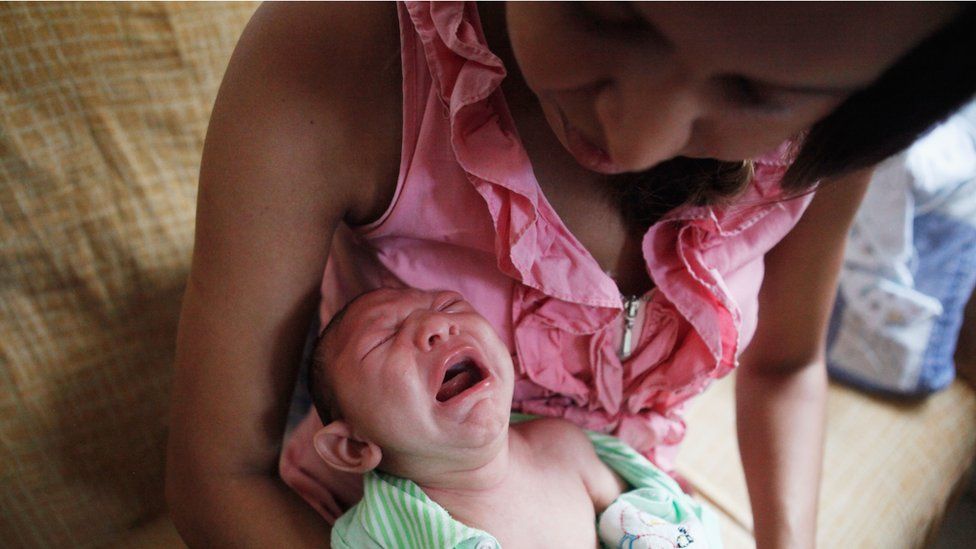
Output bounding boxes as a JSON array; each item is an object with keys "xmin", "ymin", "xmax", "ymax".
[
  {"xmin": 739, "ymin": 167, "xmax": 873, "ymax": 372},
  {"xmin": 167, "ymin": 1, "xmax": 401, "ymax": 484}
]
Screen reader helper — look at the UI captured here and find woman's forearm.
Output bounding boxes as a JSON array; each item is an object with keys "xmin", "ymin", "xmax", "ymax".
[
  {"xmin": 732, "ymin": 168, "xmax": 870, "ymax": 548},
  {"xmin": 167, "ymin": 471, "xmax": 331, "ymax": 548},
  {"xmin": 735, "ymin": 360, "xmax": 828, "ymax": 549}
]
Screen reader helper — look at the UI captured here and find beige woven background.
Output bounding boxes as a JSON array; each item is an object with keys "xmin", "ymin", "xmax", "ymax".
[{"xmin": 0, "ymin": 2, "xmax": 257, "ymax": 546}]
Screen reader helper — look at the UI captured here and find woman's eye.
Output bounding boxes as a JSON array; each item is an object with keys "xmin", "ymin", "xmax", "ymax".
[
  {"xmin": 726, "ymin": 77, "xmax": 767, "ymax": 106},
  {"xmin": 723, "ymin": 76, "xmax": 787, "ymax": 114}
]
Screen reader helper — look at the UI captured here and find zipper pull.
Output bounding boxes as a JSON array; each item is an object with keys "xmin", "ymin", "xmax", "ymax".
[{"xmin": 620, "ymin": 295, "xmax": 640, "ymax": 358}]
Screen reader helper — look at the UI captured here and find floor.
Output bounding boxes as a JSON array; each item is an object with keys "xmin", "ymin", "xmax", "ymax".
[{"xmin": 933, "ymin": 465, "xmax": 976, "ymax": 548}]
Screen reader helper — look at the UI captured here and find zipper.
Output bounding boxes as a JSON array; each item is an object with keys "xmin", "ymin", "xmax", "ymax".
[{"xmin": 620, "ymin": 294, "xmax": 642, "ymax": 359}]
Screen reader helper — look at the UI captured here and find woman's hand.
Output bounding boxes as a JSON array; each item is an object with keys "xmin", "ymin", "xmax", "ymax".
[{"xmin": 735, "ymin": 167, "xmax": 873, "ymax": 549}]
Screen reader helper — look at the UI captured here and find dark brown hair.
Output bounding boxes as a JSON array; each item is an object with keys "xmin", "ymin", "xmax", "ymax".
[
  {"xmin": 614, "ymin": 6, "xmax": 976, "ymax": 231},
  {"xmin": 307, "ymin": 294, "xmax": 370, "ymax": 424}
]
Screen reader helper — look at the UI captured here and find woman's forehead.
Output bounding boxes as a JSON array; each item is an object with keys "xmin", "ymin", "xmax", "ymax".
[{"xmin": 632, "ymin": 2, "xmax": 958, "ymax": 88}]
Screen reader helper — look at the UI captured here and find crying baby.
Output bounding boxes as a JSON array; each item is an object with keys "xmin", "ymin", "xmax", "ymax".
[{"xmin": 309, "ymin": 287, "xmax": 721, "ymax": 549}]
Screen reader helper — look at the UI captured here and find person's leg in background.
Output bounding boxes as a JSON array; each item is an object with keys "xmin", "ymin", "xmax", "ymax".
[{"xmin": 955, "ymin": 288, "xmax": 976, "ymax": 389}]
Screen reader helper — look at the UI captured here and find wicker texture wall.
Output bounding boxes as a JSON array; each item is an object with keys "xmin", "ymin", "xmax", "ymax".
[{"xmin": 0, "ymin": 3, "xmax": 257, "ymax": 546}]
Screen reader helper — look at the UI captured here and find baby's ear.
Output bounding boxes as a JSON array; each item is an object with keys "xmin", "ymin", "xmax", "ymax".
[{"xmin": 312, "ymin": 420, "xmax": 382, "ymax": 474}]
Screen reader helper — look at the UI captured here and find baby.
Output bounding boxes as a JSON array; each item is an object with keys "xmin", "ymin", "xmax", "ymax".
[{"xmin": 309, "ymin": 287, "xmax": 720, "ymax": 548}]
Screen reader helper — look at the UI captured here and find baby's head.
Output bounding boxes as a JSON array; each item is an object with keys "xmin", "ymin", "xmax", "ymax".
[{"xmin": 308, "ymin": 288, "xmax": 515, "ymax": 480}]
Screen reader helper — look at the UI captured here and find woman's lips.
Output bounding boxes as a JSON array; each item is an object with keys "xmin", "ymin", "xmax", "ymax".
[{"xmin": 555, "ymin": 107, "xmax": 627, "ymax": 175}]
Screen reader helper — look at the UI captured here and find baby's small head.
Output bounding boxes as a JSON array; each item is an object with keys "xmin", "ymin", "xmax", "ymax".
[{"xmin": 309, "ymin": 288, "xmax": 515, "ymax": 479}]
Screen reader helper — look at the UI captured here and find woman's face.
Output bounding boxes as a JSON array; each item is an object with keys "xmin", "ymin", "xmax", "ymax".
[{"xmin": 505, "ymin": 2, "xmax": 958, "ymax": 174}]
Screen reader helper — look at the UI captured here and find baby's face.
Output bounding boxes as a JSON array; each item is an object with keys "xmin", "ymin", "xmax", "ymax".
[{"xmin": 325, "ymin": 288, "xmax": 515, "ymax": 458}]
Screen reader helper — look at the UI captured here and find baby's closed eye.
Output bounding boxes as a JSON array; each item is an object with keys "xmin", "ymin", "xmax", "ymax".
[{"xmin": 360, "ymin": 329, "xmax": 397, "ymax": 360}]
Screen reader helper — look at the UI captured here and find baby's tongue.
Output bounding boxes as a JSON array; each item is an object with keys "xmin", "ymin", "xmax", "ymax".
[{"xmin": 436, "ymin": 369, "xmax": 478, "ymax": 402}]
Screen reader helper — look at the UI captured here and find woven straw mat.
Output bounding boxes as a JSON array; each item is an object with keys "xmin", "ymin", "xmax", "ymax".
[{"xmin": 0, "ymin": 2, "xmax": 257, "ymax": 547}]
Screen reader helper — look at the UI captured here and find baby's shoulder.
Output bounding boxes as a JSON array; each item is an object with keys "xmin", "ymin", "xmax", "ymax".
[
  {"xmin": 515, "ymin": 418, "xmax": 627, "ymax": 511},
  {"xmin": 516, "ymin": 417, "xmax": 598, "ymax": 467}
]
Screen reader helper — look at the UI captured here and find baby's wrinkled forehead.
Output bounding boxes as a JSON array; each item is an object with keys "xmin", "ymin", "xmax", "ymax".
[
  {"xmin": 323, "ymin": 288, "xmax": 430, "ymax": 355},
  {"xmin": 345, "ymin": 288, "xmax": 426, "ymax": 325}
]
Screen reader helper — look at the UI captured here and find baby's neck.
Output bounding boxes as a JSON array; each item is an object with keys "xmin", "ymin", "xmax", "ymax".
[{"xmin": 410, "ymin": 428, "xmax": 526, "ymax": 504}]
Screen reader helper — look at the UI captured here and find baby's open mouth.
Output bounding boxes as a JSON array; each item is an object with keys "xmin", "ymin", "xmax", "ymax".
[{"xmin": 436, "ymin": 358, "xmax": 485, "ymax": 402}]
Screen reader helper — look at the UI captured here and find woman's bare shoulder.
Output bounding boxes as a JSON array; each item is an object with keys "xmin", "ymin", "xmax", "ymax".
[
  {"xmin": 211, "ymin": 1, "xmax": 403, "ymax": 223},
  {"xmin": 239, "ymin": 1, "xmax": 401, "ymax": 95}
]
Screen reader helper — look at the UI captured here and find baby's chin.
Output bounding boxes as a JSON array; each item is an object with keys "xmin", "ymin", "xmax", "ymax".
[
  {"xmin": 447, "ymin": 395, "xmax": 511, "ymax": 450},
  {"xmin": 380, "ymin": 406, "xmax": 508, "ymax": 476}
]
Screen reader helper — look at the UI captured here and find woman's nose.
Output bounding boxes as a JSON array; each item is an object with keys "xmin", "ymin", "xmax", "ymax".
[
  {"xmin": 595, "ymin": 72, "xmax": 702, "ymax": 171},
  {"xmin": 414, "ymin": 313, "xmax": 459, "ymax": 351}
]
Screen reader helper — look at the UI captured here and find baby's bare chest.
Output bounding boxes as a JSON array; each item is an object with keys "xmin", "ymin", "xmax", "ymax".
[{"xmin": 458, "ymin": 468, "xmax": 599, "ymax": 548}]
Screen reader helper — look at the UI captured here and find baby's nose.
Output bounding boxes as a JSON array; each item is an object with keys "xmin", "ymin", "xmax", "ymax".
[{"xmin": 416, "ymin": 313, "xmax": 459, "ymax": 351}]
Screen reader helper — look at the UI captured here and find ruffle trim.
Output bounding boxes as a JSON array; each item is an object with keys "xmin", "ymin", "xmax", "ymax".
[{"xmin": 405, "ymin": 1, "xmax": 621, "ymax": 321}]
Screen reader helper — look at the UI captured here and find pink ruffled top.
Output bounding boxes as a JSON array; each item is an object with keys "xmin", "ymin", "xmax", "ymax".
[{"xmin": 282, "ymin": 0, "xmax": 813, "ymax": 501}]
